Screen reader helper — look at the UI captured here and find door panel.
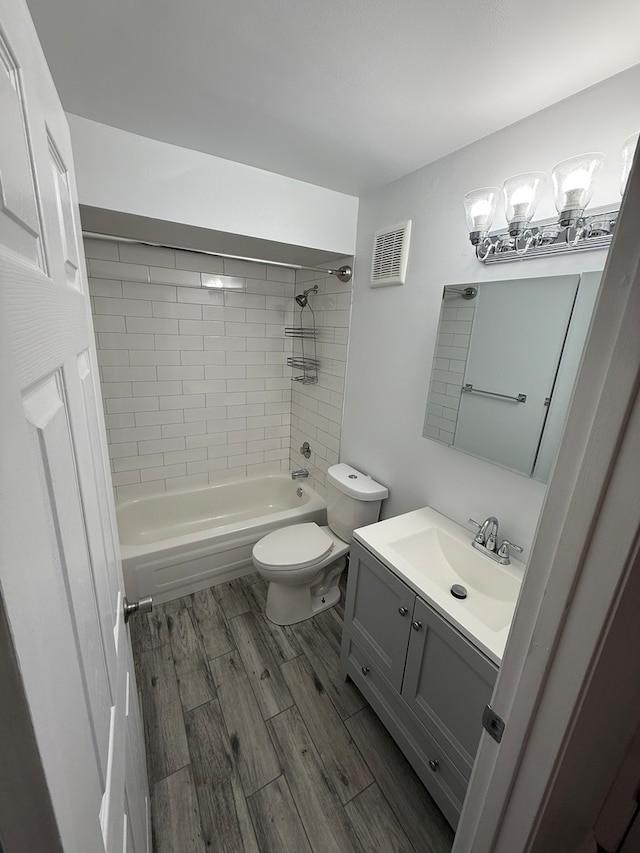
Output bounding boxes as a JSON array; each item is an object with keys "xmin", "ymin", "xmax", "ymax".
[
  {"xmin": 22, "ymin": 370, "xmax": 112, "ymax": 779},
  {"xmin": 0, "ymin": 28, "xmax": 46, "ymax": 269}
]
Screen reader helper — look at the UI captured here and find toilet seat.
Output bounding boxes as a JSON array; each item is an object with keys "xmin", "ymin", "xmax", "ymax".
[{"xmin": 252, "ymin": 522, "xmax": 334, "ymax": 570}]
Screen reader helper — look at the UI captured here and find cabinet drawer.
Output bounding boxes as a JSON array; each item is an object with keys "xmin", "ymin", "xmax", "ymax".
[
  {"xmin": 343, "ymin": 540, "xmax": 413, "ymax": 691},
  {"xmin": 344, "ymin": 635, "xmax": 467, "ymax": 828}
]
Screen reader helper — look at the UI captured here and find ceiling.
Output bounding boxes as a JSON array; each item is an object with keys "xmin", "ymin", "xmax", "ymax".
[{"xmin": 26, "ymin": 0, "xmax": 640, "ymax": 197}]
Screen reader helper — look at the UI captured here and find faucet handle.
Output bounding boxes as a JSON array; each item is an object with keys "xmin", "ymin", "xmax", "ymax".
[
  {"xmin": 468, "ymin": 518, "xmax": 485, "ymax": 544},
  {"xmin": 497, "ymin": 539, "xmax": 523, "ymax": 561}
]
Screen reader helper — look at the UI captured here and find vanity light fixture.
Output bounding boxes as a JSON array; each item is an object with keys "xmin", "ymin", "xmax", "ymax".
[{"xmin": 465, "ymin": 137, "xmax": 639, "ymax": 263}]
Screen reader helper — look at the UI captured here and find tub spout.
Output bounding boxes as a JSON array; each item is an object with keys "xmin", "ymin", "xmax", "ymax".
[{"xmin": 291, "ymin": 469, "xmax": 309, "ymax": 479}]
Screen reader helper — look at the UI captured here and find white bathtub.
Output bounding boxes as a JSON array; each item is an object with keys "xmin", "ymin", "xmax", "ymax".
[{"xmin": 117, "ymin": 474, "xmax": 327, "ymax": 604}]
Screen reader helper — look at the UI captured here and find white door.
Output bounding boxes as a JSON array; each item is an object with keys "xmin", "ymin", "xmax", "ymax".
[{"xmin": 0, "ymin": 1, "xmax": 150, "ymax": 851}]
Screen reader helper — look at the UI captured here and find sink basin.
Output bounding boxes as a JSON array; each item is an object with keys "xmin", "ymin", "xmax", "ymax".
[
  {"xmin": 388, "ymin": 527, "xmax": 521, "ymax": 632},
  {"xmin": 353, "ymin": 506, "xmax": 525, "ymax": 663}
]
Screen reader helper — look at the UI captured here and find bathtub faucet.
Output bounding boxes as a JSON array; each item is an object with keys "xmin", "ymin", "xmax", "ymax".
[{"xmin": 291, "ymin": 469, "xmax": 309, "ymax": 479}]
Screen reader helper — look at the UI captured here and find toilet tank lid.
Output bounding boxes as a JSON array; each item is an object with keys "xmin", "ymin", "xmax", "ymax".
[{"xmin": 326, "ymin": 463, "xmax": 389, "ymax": 501}]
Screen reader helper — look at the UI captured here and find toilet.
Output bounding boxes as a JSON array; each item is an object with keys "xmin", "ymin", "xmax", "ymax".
[{"xmin": 252, "ymin": 463, "xmax": 388, "ymax": 625}]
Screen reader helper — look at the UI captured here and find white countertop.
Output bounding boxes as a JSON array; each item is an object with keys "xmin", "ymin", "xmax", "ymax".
[{"xmin": 353, "ymin": 507, "xmax": 525, "ymax": 665}]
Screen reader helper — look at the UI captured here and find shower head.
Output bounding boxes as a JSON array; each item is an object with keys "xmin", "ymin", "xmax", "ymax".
[{"xmin": 295, "ymin": 285, "xmax": 318, "ymax": 307}]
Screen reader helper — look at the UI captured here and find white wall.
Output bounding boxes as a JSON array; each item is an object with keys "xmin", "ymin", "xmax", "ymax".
[
  {"xmin": 341, "ymin": 65, "xmax": 640, "ymax": 557},
  {"xmin": 68, "ymin": 114, "xmax": 359, "ymax": 257}
]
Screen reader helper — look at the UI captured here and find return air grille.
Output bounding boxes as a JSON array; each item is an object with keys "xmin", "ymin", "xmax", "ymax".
[{"xmin": 370, "ymin": 220, "xmax": 411, "ymax": 287}]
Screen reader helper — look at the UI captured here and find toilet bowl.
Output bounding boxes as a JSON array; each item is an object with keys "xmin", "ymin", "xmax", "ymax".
[{"xmin": 252, "ymin": 463, "xmax": 388, "ymax": 625}]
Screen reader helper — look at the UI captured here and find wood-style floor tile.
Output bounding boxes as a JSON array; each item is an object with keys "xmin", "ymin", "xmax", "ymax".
[
  {"xmin": 268, "ymin": 706, "xmax": 361, "ymax": 853},
  {"xmin": 151, "ymin": 765, "xmax": 205, "ymax": 853},
  {"xmin": 209, "ymin": 651, "xmax": 281, "ymax": 795},
  {"xmin": 162, "ymin": 594, "xmax": 193, "ymax": 614},
  {"xmin": 213, "ymin": 578, "xmax": 252, "ymax": 619},
  {"xmin": 184, "ymin": 699, "xmax": 234, "ymax": 785},
  {"xmin": 345, "ymin": 782, "xmax": 417, "ymax": 853},
  {"xmin": 129, "ymin": 607, "xmax": 168, "ymax": 658},
  {"xmin": 292, "ymin": 610, "xmax": 367, "ymax": 720},
  {"xmin": 281, "ymin": 653, "xmax": 373, "ymax": 805},
  {"xmin": 346, "ymin": 707, "xmax": 454, "ymax": 853},
  {"xmin": 167, "ymin": 608, "xmax": 216, "ymax": 712},
  {"xmin": 138, "ymin": 644, "xmax": 190, "ymax": 785},
  {"xmin": 247, "ymin": 775, "xmax": 312, "ymax": 853},
  {"xmin": 136, "ymin": 573, "xmax": 453, "ymax": 853},
  {"xmin": 229, "ymin": 611, "xmax": 294, "ymax": 719},
  {"xmin": 185, "ymin": 700, "xmax": 258, "ymax": 853},
  {"xmin": 190, "ymin": 587, "xmax": 235, "ymax": 660},
  {"xmin": 243, "ymin": 581, "xmax": 302, "ymax": 663}
]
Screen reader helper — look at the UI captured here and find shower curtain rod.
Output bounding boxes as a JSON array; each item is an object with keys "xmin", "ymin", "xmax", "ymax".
[{"xmin": 82, "ymin": 231, "xmax": 353, "ymax": 282}]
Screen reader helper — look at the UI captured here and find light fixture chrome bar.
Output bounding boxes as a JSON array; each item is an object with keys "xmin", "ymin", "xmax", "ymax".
[
  {"xmin": 82, "ymin": 230, "xmax": 352, "ymax": 281},
  {"xmin": 462, "ymin": 384, "xmax": 527, "ymax": 403},
  {"xmin": 476, "ymin": 205, "xmax": 618, "ymax": 265}
]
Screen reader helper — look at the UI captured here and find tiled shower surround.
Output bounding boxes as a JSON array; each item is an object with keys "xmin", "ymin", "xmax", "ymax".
[
  {"xmin": 85, "ymin": 238, "xmax": 352, "ymax": 501},
  {"xmin": 288, "ymin": 264, "xmax": 352, "ymax": 498}
]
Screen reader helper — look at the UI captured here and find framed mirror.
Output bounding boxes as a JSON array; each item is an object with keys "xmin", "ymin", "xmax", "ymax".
[{"xmin": 423, "ymin": 271, "xmax": 602, "ymax": 481}]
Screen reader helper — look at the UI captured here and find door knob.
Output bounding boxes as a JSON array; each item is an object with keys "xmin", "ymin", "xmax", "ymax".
[
  {"xmin": 398, "ymin": 606, "xmax": 408, "ymax": 616},
  {"xmin": 412, "ymin": 620, "xmax": 422, "ymax": 631},
  {"xmin": 123, "ymin": 596, "xmax": 153, "ymax": 624},
  {"xmin": 428, "ymin": 759, "xmax": 440, "ymax": 772},
  {"xmin": 361, "ymin": 666, "xmax": 370, "ymax": 676}
]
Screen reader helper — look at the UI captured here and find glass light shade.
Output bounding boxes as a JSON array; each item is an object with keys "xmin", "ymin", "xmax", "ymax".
[
  {"xmin": 463, "ymin": 187, "xmax": 500, "ymax": 240},
  {"xmin": 503, "ymin": 172, "xmax": 546, "ymax": 233},
  {"xmin": 551, "ymin": 153, "xmax": 604, "ymax": 223},
  {"xmin": 621, "ymin": 132, "xmax": 639, "ymax": 197}
]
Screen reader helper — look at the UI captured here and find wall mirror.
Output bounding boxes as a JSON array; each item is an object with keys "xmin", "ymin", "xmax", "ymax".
[{"xmin": 423, "ymin": 271, "xmax": 602, "ymax": 482}]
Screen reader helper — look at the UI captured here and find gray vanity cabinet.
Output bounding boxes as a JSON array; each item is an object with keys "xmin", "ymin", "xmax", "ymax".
[{"xmin": 340, "ymin": 539, "xmax": 498, "ymax": 828}]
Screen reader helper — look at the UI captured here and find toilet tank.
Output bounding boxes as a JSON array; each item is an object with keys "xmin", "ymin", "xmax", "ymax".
[{"xmin": 325, "ymin": 463, "xmax": 389, "ymax": 542}]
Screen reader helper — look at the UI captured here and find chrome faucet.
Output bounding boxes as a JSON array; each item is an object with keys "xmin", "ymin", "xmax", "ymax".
[
  {"xmin": 291, "ymin": 469, "xmax": 309, "ymax": 479},
  {"xmin": 469, "ymin": 516, "xmax": 523, "ymax": 565}
]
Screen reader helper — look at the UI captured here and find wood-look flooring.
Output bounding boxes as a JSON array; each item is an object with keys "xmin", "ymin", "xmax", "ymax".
[{"xmin": 130, "ymin": 572, "xmax": 454, "ymax": 853}]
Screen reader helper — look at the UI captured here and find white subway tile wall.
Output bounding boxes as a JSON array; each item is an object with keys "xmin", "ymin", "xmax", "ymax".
[
  {"xmin": 289, "ymin": 260, "xmax": 353, "ymax": 499},
  {"xmin": 423, "ymin": 299, "xmax": 476, "ymax": 444},
  {"xmin": 87, "ymin": 238, "xmax": 353, "ymax": 502}
]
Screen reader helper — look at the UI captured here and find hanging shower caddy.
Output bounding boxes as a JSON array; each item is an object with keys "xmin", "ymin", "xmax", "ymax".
[{"xmin": 285, "ymin": 286, "xmax": 319, "ymax": 384}]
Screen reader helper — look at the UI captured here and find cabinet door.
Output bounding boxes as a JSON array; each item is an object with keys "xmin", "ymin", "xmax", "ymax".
[
  {"xmin": 343, "ymin": 541, "xmax": 413, "ymax": 690},
  {"xmin": 402, "ymin": 597, "xmax": 497, "ymax": 775}
]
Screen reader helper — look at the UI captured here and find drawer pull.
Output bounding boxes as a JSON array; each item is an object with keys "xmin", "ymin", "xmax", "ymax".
[
  {"xmin": 428, "ymin": 759, "xmax": 440, "ymax": 772},
  {"xmin": 398, "ymin": 606, "xmax": 408, "ymax": 616},
  {"xmin": 361, "ymin": 666, "xmax": 370, "ymax": 676},
  {"xmin": 412, "ymin": 620, "xmax": 422, "ymax": 631}
]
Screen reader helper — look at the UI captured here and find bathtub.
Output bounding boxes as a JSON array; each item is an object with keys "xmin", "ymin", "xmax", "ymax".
[{"xmin": 117, "ymin": 473, "xmax": 327, "ymax": 604}]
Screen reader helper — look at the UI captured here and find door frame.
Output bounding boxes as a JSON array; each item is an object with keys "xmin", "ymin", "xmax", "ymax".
[{"xmin": 454, "ymin": 137, "xmax": 640, "ymax": 847}]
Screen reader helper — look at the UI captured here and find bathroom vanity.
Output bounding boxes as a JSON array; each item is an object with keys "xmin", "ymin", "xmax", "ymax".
[{"xmin": 339, "ymin": 507, "xmax": 524, "ymax": 828}]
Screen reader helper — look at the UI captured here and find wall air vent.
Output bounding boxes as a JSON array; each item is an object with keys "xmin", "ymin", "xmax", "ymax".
[{"xmin": 370, "ymin": 220, "xmax": 412, "ymax": 287}]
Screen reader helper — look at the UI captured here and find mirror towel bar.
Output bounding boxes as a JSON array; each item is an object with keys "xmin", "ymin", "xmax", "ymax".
[{"xmin": 462, "ymin": 384, "xmax": 527, "ymax": 403}]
